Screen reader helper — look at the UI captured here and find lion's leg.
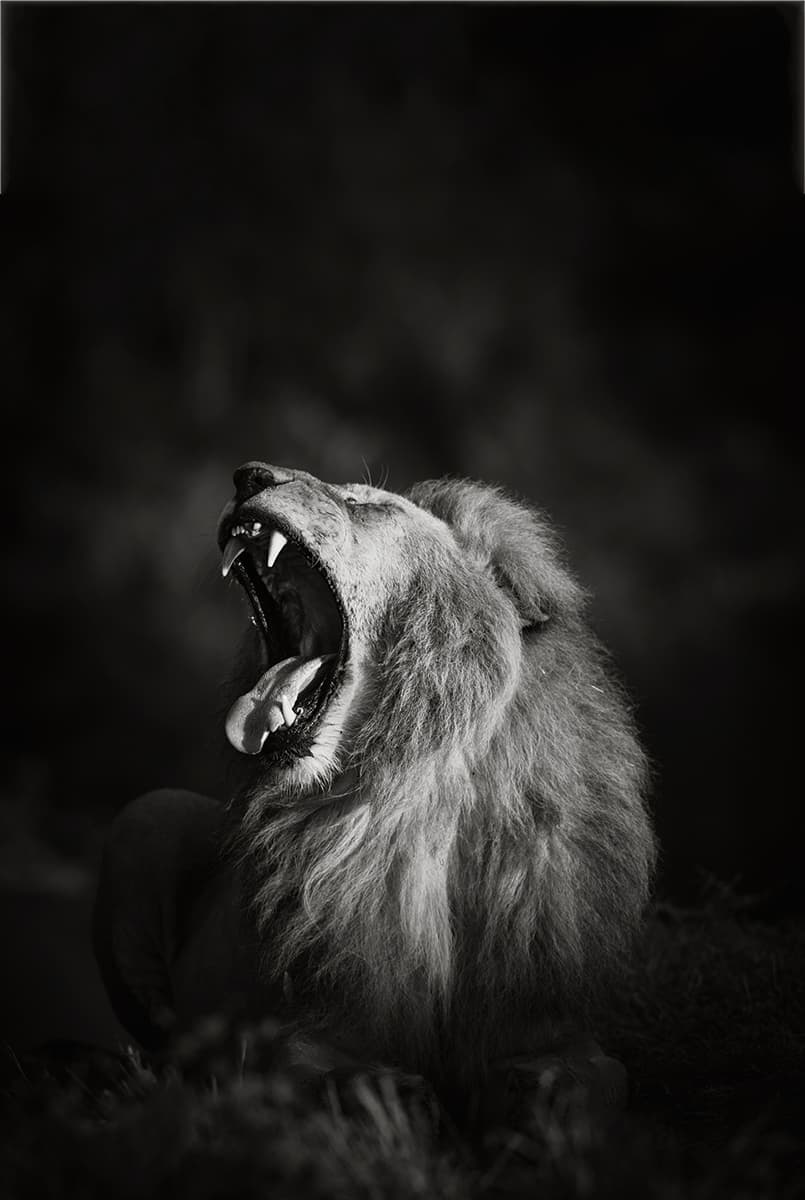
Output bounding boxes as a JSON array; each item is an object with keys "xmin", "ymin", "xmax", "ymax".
[{"xmin": 93, "ymin": 789, "xmax": 230, "ymax": 1051}]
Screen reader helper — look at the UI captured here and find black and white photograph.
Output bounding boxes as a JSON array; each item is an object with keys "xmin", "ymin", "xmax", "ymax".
[{"xmin": 2, "ymin": 3, "xmax": 803, "ymax": 1197}]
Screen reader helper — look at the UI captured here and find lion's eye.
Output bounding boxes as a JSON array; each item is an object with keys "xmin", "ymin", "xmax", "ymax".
[{"xmin": 344, "ymin": 496, "xmax": 360, "ymax": 508}]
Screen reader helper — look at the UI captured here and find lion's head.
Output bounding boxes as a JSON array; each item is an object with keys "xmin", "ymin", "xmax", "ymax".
[{"xmin": 218, "ymin": 463, "xmax": 654, "ymax": 1087}]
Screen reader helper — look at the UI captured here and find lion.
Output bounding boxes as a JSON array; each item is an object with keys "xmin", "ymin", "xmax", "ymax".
[{"xmin": 94, "ymin": 462, "xmax": 655, "ymax": 1122}]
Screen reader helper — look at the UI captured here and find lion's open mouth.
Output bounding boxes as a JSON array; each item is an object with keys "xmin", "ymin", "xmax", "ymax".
[{"xmin": 220, "ymin": 517, "xmax": 347, "ymax": 758}]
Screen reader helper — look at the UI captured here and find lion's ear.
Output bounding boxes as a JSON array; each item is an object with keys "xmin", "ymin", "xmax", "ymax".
[
  {"xmin": 408, "ymin": 477, "xmax": 585, "ymax": 631},
  {"xmin": 489, "ymin": 562, "xmax": 552, "ymax": 630}
]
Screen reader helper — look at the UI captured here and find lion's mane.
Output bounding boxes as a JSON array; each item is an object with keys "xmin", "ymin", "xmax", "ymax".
[{"xmin": 230, "ymin": 478, "xmax": 655, "ymax": 1089}]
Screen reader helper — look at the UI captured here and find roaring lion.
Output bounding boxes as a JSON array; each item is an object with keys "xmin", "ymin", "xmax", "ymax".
[{"xmin": 94, "ymin": 462, "xmax": 655, "ymax": 1117}]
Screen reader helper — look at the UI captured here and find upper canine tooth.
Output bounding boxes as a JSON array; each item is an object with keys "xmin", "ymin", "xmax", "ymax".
[
  {"xmin": 266, "ymin": 529, "xmax": 288, "ymax": 569},
  {"xmin": 221, "ymin": 535, "xmax": 247, "ymax": 577}
]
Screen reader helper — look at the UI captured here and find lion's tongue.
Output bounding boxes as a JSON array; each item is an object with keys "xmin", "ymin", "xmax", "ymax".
[{"xmin": 225, "ymin": 654, "xmax": 334, "ymax": 755}]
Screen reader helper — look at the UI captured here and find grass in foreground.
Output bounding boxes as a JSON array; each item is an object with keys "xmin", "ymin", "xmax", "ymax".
[{"xmin": 2, "ymin": 887, "xmax": 803, "ymax": 1199}]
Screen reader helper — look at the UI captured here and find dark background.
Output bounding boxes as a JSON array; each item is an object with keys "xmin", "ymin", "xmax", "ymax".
[{"xmin": 1, "ymin": 1, "xmax": 803, "ymax": 1046}]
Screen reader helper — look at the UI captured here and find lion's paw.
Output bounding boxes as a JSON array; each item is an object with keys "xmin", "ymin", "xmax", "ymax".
[{"xmin": 482, "ymin": 1040, "xmax": 629, "ymax": 1137}]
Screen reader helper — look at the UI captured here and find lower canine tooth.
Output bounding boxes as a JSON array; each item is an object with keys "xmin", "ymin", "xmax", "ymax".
[
  {"xmin": 280, "ymin": 695, "xmax": 296, "ymax": 726},
  {"xmin": 222, "ymin": 536, "xmax": 247, "ymax": 577},
  {"xmin": 267, "ymin": 530, "xmax": 288, "ymax": 568}
]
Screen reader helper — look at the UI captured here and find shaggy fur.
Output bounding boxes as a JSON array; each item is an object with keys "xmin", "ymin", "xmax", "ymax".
[{"xmin": 222, "ymin": 469, "xmax": 656, "ymax": 1091}]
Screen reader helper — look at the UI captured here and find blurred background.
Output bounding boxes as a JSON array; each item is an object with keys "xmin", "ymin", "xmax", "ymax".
[{"xmin": 2, "ymin": 4, "xmax": 803, "ymax": 1049}]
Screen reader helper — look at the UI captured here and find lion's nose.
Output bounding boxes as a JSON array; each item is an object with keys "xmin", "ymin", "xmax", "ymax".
[{"xmin": 233, "ymin": 462, "xmax": 295, "ymax": 503}]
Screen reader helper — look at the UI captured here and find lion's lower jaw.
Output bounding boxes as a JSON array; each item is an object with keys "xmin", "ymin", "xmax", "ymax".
[
  {"xmin": 303, "ymin": 670, "xmax": 364, "ymax": 783},
  {"xmin": 263, "ymin": 661, "xmax": 367, "ymax": 796}
]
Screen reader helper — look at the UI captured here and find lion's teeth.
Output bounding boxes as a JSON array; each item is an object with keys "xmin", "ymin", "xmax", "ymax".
[
  {"xmin": 265, "ymin": 696, "xmax": 296, "ymax": 733},
  {"xmin": 266, "ymin": 530, "xmax": 288, "ymax": 569},
  {"xmin": 280, "ymin": 694, "xmax": 296, "ymax": 726},
  {"xmin": 266, "ymin": 706, "xmax": 284, "ymax": 734},
  {"xmin": 221, "ymin": 535, "xmax": 247, "ymax": 577}
]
